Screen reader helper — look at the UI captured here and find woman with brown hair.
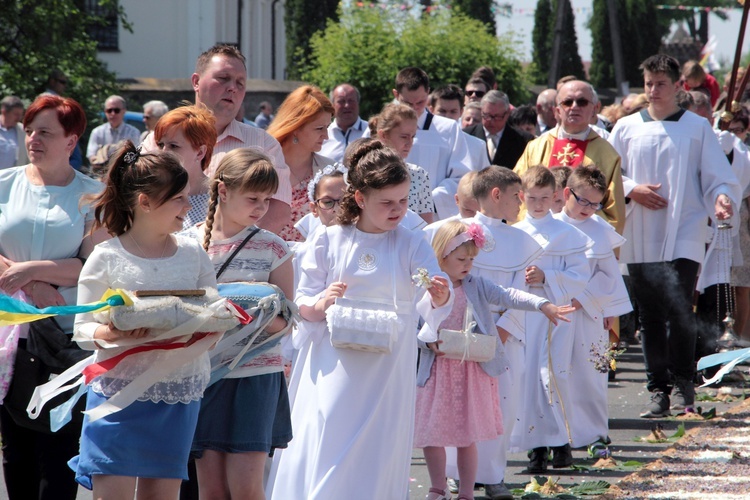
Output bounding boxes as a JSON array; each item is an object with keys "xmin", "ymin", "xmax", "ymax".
[{"xmin": 268, "ymin": 85, "xmax": 336, "ymax": 242}]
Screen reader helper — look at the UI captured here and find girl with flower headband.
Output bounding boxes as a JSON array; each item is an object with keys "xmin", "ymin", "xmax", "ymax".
[
  {"xmin": 415, "ymin": 220, "xmax": 574, "ymax": 500},
  {"xmin": 293, "ymin": 162, "xmax": 348, "ymax": 240}
]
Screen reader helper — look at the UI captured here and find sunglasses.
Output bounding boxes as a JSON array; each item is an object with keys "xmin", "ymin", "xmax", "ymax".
[
  {"xmin": 314, "ymin": 198, "xmax": 341, "ymax": 210},
  {"xmin": 570, "ymin": 189, "xmax": 603, "ymax": 210},
  {"xmin": 558, "ymin": 98, "xmax": 592, "ymax": 109},
  {"xmin": 56, "ymin": 78, "xmax": 68, "ymax": 85},
  {"xmin": 465, "ymin": 89, "xmax": 486, "ymax": 98},
  {"xmin": 105, "ymin": 108, "xmax": 122, "ymax": 114}
]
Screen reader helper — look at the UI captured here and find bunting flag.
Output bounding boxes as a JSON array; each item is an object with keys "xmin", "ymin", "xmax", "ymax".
[{"xmin": 0, "ymin": 289, "xmax": 131, "ymax": 327}]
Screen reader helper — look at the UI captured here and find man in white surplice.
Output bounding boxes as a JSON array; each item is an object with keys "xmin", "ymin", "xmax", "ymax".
[
  {"xmin": 392, "ymin": 67, "xmax": 474, "ymax": 220},
  {"xmin": 608, "ymin": 54, "xmax": 741, "ymax": 419}
]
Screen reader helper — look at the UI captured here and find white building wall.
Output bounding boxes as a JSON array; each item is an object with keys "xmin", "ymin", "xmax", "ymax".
[{"xmin": 97, "ymin": 0, "xmax": 286, "ymax": 80}]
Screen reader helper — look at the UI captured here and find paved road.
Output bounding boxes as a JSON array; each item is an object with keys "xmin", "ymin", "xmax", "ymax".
[
  {"xmin": 0, "ymin": 342, "xmax": 744, "ymax": 499},
  {"xmin": 407, "ymin": 343, "xmax": 744, "ymax": 499}
]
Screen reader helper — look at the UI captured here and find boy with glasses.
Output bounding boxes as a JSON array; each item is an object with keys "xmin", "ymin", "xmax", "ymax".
[
  {"xmin": 515, "ymin": 80, "xmax": 625, "ymax": 232},
  {"xmin": 555, "ymin": 165, "xmax": 632, "ymax": 461},
  {"xmin": 86, "ymin": 95, "xmax": 141, "ymax": 164}
]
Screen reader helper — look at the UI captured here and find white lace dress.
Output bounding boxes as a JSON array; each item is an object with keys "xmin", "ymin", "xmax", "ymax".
[{"xmin": 74, "ymin": 235, "xmax": 217, "ymax": 403}]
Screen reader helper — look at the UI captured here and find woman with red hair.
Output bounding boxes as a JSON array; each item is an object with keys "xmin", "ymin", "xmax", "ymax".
[
  {"xmin": 154, "ymin": 105, "xmax": 218, "ymax": 229},
  {"xmin": 268, "ymin": 85, "xmax": 336, "ymax": 242},
  {"xmin": 0, "ymin": 94, "xmax": 108, "ymax": 499}
]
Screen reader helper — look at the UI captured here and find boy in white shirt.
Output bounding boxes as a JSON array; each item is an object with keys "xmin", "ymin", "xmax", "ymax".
[
  {"xmin": 554, "ymin": 165, "xmax": 632, "ymax": 458},
  {"xmin": 507, "ymin": 166, "xmax": 591, "ymax": 473}
]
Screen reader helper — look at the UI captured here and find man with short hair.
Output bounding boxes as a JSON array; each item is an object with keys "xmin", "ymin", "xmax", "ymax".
[
  {"xmin": 464, "ymin": 77, "xmax": 489, "ymax": 105},
  {"xmin": 391, "ymin": 67, "xmax": 473, "ymax": 219},
  {"xmin": 464, "ymin": 90, "xmax": 533, "ymax": 168},
  {"xmin": 428, "ymin": 85, "xmax": 463, "ymax": 121},
  {"xmin": 143, "ymin": 44, "xmax": 291, "ymax": 234},
  {"xmin": 609, "ymin": 54, "xmax": 741, "ymax": 418},
  {"xmin": 429, "ymin": 85, "xmax": 489, "ymax": 171},
  {"xmin": 515, "ymin": 80, "xmax": 625, "ymax": 232},
  {"xmin": 86, "ymin": 95, "xmax": 141, "ymax": 163},
  {"xmin": 0, "ymin": 96, "xmax": 27, "ymax": 169},
  {"xmin": 536, "ymin": 88, "xmax": 557, "ymax": 134},
  {"xmin": 141, "ymin": 100, "xmax": 169, "ymax": 142},
  {"xmin": 44, "ymin": 69, "xmax": 68, "ymax": 96},
  {"xmin": 254, "ymin": 101, "xmax": 274, "ymax": 129},
  {"xmin": 461, "ymin": 102, "xmax": 482, "ymax": 129},
  {"xmin": 319, "ymin": 83, "xmax": 367, "ymax": 163}
]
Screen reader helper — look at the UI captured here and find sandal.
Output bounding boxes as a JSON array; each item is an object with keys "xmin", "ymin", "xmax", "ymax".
[{"xmin": 426, "ymin": 487, "xmax": 450, "ymax": 500}]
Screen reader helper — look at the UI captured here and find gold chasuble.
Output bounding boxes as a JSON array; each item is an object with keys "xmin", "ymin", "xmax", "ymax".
[{"xmin": 515, "ymin": 127, "xmax": 625, "ymax": 234}]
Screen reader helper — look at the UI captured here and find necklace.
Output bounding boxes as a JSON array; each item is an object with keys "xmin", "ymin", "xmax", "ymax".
[{"xmin": 129, "ymin": 233, "xmax": 170, "ymax": 259}]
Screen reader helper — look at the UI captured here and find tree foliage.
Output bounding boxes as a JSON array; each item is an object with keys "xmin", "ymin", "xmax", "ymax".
[
  {"xmin": 530, "ymin": 0, "xmax": 552, "ymax": 84},
  {"xmin": 529, "ymin": 0, "xmax": 585, "ymax": 85},
  {"xmin": 452, "ymin": 0, "xmax": 496, "ymax": 33},
  {"xmin": 589, "ymin": 0, "xmax": 666, "ymax": 88},
  {"xmin": 0, "ymin": 0, "xmax": 127, "ymax": 131},
  {"xmin": 302, "ymin": 5, "xmax": 529, "ymax": 118},
  {"xmin": 284, "ymin": 0, "xmax": 340, "ymax": 80}
]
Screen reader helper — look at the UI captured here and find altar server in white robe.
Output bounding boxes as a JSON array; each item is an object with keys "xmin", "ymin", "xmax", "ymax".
[
  {"xmin": 392, "ymin": 67, "xmax": 474, "ymax": 220},
  {"xmin": 555, "ymin": 166, "xmax": 632, "ymax": 457},
  {"xmin": 445, "ymin": 166, "xmax": 542, "ymax": 500},
  {"xmin": 268, "ymin": 141, "xmax": 452, "ymax": 499},
  {"xmin": 688, "ymin": 91, "xmax": 750, "ymax": 357},
  {"xmin": 505, "ymin": 166, "xmax": 592, "ymax": 473},
  {"xmin": 608, "ymin": 54, "xmax": 741, "ymax": 419}
]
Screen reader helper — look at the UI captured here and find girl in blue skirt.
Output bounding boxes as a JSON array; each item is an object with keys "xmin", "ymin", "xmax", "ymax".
[{"xmin": 70, "ymin": 141, "xmax": 219, "ymax": 498}]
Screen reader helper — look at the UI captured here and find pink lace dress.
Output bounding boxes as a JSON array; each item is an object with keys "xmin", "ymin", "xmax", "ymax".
[{"xmin": 414, "ymin": 285, "xmax": 503, "ymax": 448}]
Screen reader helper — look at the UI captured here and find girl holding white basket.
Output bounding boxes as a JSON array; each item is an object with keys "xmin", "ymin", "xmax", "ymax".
[
  {"xmin": 415, "ymin": 220, "xmax": 574, "ymax": 500},
  {"xmin": 269, "ymin": 140, "xmax": 451, "ymax": 499}
]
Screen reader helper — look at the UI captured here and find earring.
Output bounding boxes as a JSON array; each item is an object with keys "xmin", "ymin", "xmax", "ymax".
[{"xmin": 292, "ymin": 136, "xmax": 299, "ymax": 144}]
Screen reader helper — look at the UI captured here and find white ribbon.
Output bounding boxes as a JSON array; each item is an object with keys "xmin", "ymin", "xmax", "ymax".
[
  {"xmin": 27, "ymin": 308, "xmax": 223, "ymax": 427},
  {"xmin": 459, "ymin": 320, "xmax": 479, "ymax": 363}
]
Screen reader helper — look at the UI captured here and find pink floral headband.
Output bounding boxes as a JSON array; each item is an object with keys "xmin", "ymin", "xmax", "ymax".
[{"xmin": 443, "ymin": 223, "xmax": 486, "ymax": 257}]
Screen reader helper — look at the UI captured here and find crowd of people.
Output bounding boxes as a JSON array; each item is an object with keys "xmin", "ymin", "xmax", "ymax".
[{"xmin": 0, "ymin": 44, "xmax": 748, "ymax": 500}]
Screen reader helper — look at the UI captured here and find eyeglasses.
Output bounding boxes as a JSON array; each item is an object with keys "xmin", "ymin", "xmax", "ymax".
[
  {"xmin": 558, "ymin": 98, "xmax": 592, "ymax": 109},
  {"xmin": 465, "ymin": 89, "xmax": 486, "ymax": 98},
  {"xmin": 729, "ymin": 126, "xmax": 746, "ymax": 135},
  {"xmin": 143, "ymin": 115, "xmax": 153, "ymax": 120},
  {"xmin": 105, "ymin": 108, "xmax": 122, "ymax": 114},
  {"xmin": 314, "ymin": 198, "xmax": 341, "ymax": 210},
  {"xmin": 481, "ymin": 111, "xmax": 509, "ymax": 121},
  {"xmin": 570, "ymin": 189, "xmax": 603, "ymax": 210}
]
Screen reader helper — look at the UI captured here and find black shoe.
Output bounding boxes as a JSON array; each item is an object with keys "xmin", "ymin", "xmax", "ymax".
[
  {"xmin": 527, "ymin": 447, "xmax": 549, "ymax": 473},
  {"xmin": 551, "ymin": 443, "xmax": 573, "ymax": 468},
  {"xmin": 671, "ymin": 377, "xmax": 695, "ymax": 410},
  {"xmin": 639, "ymin": 391, "xmax": 671, "ymax": 418}
]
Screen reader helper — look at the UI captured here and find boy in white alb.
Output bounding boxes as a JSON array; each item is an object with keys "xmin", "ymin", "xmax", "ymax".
[
  {"xmin": 608, "ymin": 54, "xmax": 740, "ymax": 417},
  {"xmin": 506, "ymin": 166, "xmax": 591, "ymax": 473},
  {"xmin": 444, "ymin": 166, "xmax": 542, "ymax": 500},
  {"xmin": 554, "ymin": 166, "xmax": 632, "ymax": 458}
]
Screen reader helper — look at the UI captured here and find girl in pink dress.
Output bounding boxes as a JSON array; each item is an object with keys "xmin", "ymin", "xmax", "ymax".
[{"xmin": 415, "ymin": 221, "xmax": 573, "ymax": 500}]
